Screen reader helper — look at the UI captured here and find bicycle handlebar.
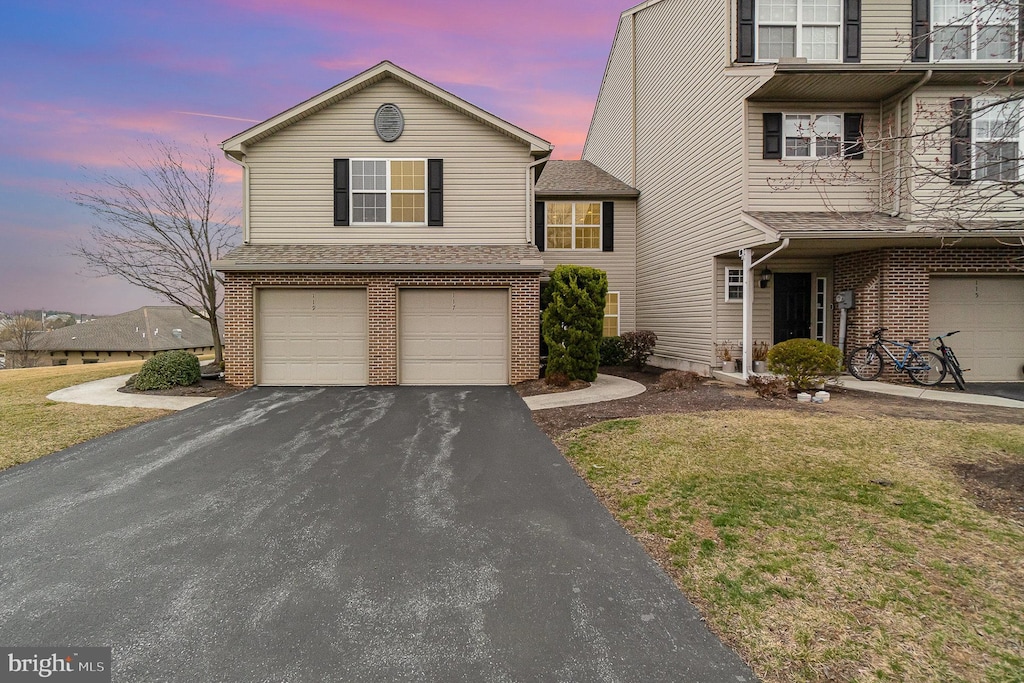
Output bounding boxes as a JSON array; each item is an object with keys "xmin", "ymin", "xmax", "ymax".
[{"xmin": 870, "ymin": 328, "xmax": 888, "ymax": 338}]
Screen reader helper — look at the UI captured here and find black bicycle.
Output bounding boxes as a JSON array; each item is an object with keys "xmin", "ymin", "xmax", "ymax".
[
  {"xmin": 846, "ymin": 328, "xmax": 947, "ymax": 386},
  {"xmin": 932, "ymin": 330, "xmax": 966, "ymax": 390}
]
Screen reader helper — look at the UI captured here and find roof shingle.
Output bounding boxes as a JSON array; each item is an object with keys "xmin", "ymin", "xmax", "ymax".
[
  {"xmin": 27, "ymin": 307, "xmax": 215, "ymax": 352},
  {"xmin": 535, "ymin": 161, "xmax": 639, "ymax": 197},
  {"xmin": 214, "ymin": 244, "xmax": 545, "ymax": 271}
]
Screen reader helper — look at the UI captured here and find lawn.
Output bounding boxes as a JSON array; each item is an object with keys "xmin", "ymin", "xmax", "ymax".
[
  {"xmin": 564, "ymin": 410, "xmax": 1024, "ymax": 683},
  {"xmin": 0, "ymin": 362, "xmax": 170, "ymax": 471}
]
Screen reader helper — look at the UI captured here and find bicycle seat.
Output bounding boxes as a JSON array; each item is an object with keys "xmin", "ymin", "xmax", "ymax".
[{"xmin": 906, "ymin": 339, "xmax": 922, "ymax": 345}]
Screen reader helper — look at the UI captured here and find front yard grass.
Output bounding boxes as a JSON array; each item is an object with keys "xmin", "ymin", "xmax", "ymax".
[
  {"xmin": 564, "ymin": 411, "xmax": 1024, "ymax": 683},
  {"xmin": 0, "ymin": 362, "xmax": 170, "ymax": 471}
]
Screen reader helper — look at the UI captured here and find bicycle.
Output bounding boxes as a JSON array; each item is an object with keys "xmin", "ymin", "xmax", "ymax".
[
  {"xmin": 846, "ymin": 328, "xmax": 947, "ymax": 386},
  {"xmin": 932, "ymin": 330, "xmax": 966, "ymax": 391}
]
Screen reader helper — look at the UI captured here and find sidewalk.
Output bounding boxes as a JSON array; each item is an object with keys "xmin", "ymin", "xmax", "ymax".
[
  {"xmin": 521, "ymin": 373, "xmax": 647, "ymax": 410},
  {"xmin": 714, "ymin": 371, "xmax": 1024, "ymax": 409},
  {"xmin": 47, "ymin": 374, "xmax": 217, "ymax": 410}
]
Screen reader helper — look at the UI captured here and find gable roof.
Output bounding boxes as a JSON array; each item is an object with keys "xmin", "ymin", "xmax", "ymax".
[
  {"xmin": 221, "ymin": 61, "xmax": 552, "ymax": 158},
  {"xmin": 535, "ymin": 160, "xmax": 639, "ymax": 197},
  {"xmin": 24, "ymin": 306, "xmax": 215, "ymax": 353}
]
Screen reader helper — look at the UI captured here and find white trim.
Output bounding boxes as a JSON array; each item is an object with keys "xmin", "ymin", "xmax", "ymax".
[
  {"xmin": 724, "ymin": 267, "xmax": 744, "ymax": 302},
  {"xmin": 604, "ymin": 291, "xmax": 621, "ymax": 337}
]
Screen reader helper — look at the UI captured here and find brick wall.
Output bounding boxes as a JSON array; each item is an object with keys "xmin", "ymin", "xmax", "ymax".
[
  {"xmin": 223, "ymin": 271, "xmax": 540, "ymax": 387},
  {"xmin": 834, "ymin": 246, "xmax": 1024, "ymax": 362}
]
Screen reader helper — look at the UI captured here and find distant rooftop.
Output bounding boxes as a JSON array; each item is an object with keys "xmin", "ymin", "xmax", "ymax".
[
  {"xmin": 535, "ymin": 160, "xmax": 639, "ymax": 197},
  {"xmin": 25, "ymin": 306, "xmax": 215, "ymax": 352}
]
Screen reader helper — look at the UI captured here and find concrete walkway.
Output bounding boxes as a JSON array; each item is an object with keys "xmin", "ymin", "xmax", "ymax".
[
  {"xmin": 522, "ymin": 373, "xmax": 647, "ymax": 410},
  {"xmin": 714, "ymin": 371, "xmax": 1024, "ymax": 409},
  {"xmin": 47, "ymin": 374, "xmax": 216, "ymax": 410}
]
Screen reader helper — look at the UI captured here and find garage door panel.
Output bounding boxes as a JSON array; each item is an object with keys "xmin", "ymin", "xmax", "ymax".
[
  {"xmin": 258, "ymin": 289, "xmax": 368, "ymax": 386},
  {"xmin": 400, "ymin": 289, "xmax": 509, "ymax": 385},
  {"xmin": 931, "ymin": 277, "xmax": 1024, "ymax": 381}
]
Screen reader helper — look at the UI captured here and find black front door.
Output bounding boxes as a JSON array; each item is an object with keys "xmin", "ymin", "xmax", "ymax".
[{"xmin": 773, "ymin": 272, "xmax": 812, "ymax": 343}]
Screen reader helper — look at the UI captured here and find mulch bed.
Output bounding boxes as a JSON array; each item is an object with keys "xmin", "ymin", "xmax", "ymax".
[{"xmin": 117, "ymin": 375, "xmax": 243, "ymax": 398}]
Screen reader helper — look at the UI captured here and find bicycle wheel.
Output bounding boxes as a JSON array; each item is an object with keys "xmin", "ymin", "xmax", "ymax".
[
  {"xmin": 847, "ymin": 346, "xmax": 883, "ymax": 380},
  {"xmin": 907, "ymin": 350, "xmax": 946, "ymax": 386},
  {"xmin": 945, "ymin": 350, "xmax": 966, "ymax": 390}
]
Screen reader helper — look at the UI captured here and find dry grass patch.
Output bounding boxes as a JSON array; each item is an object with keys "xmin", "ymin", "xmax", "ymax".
[
  {"xmin": 565, "ymin": 412, "xmax": 1024, "ymax": 683},
  {"xmin": 0, "ymin": 362, "xmax": 170, "ymax": 471}
]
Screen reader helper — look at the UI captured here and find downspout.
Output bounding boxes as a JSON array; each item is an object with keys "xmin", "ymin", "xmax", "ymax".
[
  {"xmin": 885, "ymin": 70, "xmax": 932, "ymax": 217},
  {"xmin": 742, "ymin": 238, "xmax": 790, "ymax": 379},
  {"xmin": 526, "ymin": 153, "xmax": 552, "ymax": 243}
]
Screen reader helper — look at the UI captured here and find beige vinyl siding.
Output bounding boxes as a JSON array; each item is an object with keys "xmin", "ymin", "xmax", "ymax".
[
  {"xmin": 878, "ymin": 98, "xmax": 901, "ymax": 214},
  {"xmin": 907, "ymin": 87, "xmax": 1024, "ymax": 220},
  {"xmin": 245, "ymin": 78, "xmax": 533, "ymax": 244},
  {"xmin": 623, "ymin": 0, "xmax": 766, "ymax": 368},
  {"xmin": 540, "ymin": 199, "xmax": 638, "ymax": 334},
  {"xmin": 861, "ymin": 0, "xmax": 911, "ymax": 63},
  {"xmin": 747, "ymin": 102, "xmax": 880, "ymax": 211},
  {"xmin": 714, "ymin": 257, "xmax": 834, "ymax": 348},
  {"xmin": 582, "ymin": 19, "xmax": 637, "ymax": 185}
]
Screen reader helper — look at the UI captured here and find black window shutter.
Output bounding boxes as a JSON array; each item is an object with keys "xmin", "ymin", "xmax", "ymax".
[
  {"xmin": 950, "ymin": 98, "xmax": 972, "ymax": 185},
  {"xmin": 535, "ymin": 201, "xmax": 545, "ymax": 251},
  {"xmin": 737, "ymin": 0, "xmax": 756, "ymax": 63},
  {"xmin": 427, "ymin": 159, "xmax": 443, "ymax": 226},
  {"xmin": 334, "ymin": 159, "xmax": 349, "ymax": 226},
  {"xmin": 911, "ymin": 0, "xmax": 930, "ymax": 62},
  {"xmin": 843, "ymin": 0, "xmax": 861, "ymax": 62},
  {"xmin": 602, "ymin": 202, "xmax": 614, "ymax": 252},
  {"xmin": 1018, "ymin": 4, "xmax": 1024, "ymax": 61},
  {"xmin": 843, "ymin": 113, "xmax": 864, "ymax": 159},
  {"xmin": 763, "ymin": 113, "xmax": 782, "ymax": 159}
]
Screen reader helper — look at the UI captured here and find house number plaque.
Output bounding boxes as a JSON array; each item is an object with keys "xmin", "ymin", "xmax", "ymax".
[{"xmin": 374, "ymin": 103, "xmax": 404, "ymax": 142}]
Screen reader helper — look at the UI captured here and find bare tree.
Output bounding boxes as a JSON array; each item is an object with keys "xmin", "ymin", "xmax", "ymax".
[
  {"xmin": 0, "ymin": 314, "xmax": 43, "ymax": 368},
  {"xmin": 71, "ymin": 140, "xmax": 239, "ymax": 364}
]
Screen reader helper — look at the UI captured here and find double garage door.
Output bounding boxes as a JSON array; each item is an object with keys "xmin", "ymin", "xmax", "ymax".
[
  {"xmin": 257, "ymin": 288, "xmax": 509, "ymax": 386},
  {"xmin": 930, "ymin": 276, "xmax": 1024, "ymax": 381}
]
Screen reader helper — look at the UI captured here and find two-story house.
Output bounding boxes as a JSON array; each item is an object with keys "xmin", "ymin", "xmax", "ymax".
[{"xmin": 583, "ymin": 0, "xmax": 1024, "ymax": 381}]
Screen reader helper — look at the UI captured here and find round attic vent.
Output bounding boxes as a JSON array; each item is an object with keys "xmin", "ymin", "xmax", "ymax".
[{"xmin": 374, "ymin": 103, "xmax": 404, "ymax": 142}]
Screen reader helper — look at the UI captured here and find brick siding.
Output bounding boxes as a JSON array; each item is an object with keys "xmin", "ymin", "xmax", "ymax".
[{"xmin": 223, "ymin": 271, "xmax": 540, "ymax": 388}]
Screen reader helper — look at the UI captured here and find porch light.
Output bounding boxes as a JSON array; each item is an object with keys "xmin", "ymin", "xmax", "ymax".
[{"xmin": 759, "ymin": 267, "xmax": 772, "ymax": 288}]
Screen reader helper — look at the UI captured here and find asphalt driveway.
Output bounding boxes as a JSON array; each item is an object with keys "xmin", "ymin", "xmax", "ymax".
[{"xmin": 0, "ymin": 387, "xmax": 755, "ymax": 682}]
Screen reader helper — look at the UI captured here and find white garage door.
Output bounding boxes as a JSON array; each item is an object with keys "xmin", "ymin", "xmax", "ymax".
[
  {"xmin": 930, "ymin": 276, "xmax": 1024, "ymax": 381},
  {"xmin": 399, "ymin": 289, "xmax": 509, "ymax": 385},
  {"xmin": 258, "ymin": 289, "xmax": 368, "ymax": 386}
]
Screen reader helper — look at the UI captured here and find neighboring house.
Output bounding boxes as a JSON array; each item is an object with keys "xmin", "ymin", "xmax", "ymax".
[
  {"xmin": 215, "ymin": 62, "xmax": 552, "ymax": 387},
  {"xmin": 582, "ymin": 0, "xmax": 1024, "ymax": 381},
  {"xmin": 3, "ymin": 306, "xmax": 215, "ymax": 367}
]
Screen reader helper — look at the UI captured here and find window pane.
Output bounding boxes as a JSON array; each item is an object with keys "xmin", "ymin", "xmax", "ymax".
[
  {"xmin": 815, "ymin": 114, "xmax": 841, "ymax": 156},
  {"xmin": 605, "ymin": 292, "xmax": 619, "ymax": 316},
  {"xmin": 978, "ymin": 25, "xmax": 1015, "ymax": 59},
  {"xmin": 758, "ymin": 0, "xmax": 797, "ymax": 22},
  {"xmin": 575, "ymin": 226, "xmax": 600, "ymax": 249},
  {"xmin": 801, "ymin": 25, "xmax": 839, "ymax": 60},
  {"xmin": 602, "ymin": 315, "xmax": 619, "ymax": 338},
  {"xmin": 976, "ymin": 142, "xmax": 1019, "ymax": 181},
  {"xmin": 759, "ymin": 26, "xmax": 796, "ymax": 59},
  {"xmin": 391, "ymin": 160, "xmax": 425, "ymax": 191},
  {"xmin": 391, "ymin": 193, "xmax": 425, "ymax": 223},
  {"xmin": 546, "ymin": 226, "xmax": 572, "ymax": 249},
  {"xmin": 933, "ymin": 0, "xmax": 970, "ymax": 24},
  {"xmin": 803, "ymin": 0, "xmax": 840, "ymax": 23},
  {"xmin": 547, "ymin": 202, "xmax": 573, "ymax": 226},
  {"xmin": 353, "ymin": 193, "xmax": 386, "ymax": 223},
  {"xmin": 785, "ymin": 114, "xmax": 811, "ymax": 156},
  {"xmin": 576, "ymin": 203, "xmax": 602, "ymax": 225},
  {"xmin": 933, "ymin": 25, "xmax": 971, "ymax": 59}
]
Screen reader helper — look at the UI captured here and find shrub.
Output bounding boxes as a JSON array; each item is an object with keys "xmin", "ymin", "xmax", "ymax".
[
  {"xmin": 747, "ymin": 374, "xmax": 789, "ymax": 399},
  {"xmin": 656, "ymin": 370, "xmax": 705, "ymax": 391},
  {"xmin": 542, "ymin": 265, "xmax": 608, "ymax": 382},
  {"xmin": 766, "ymin": 338, "xmax": 843, "ymax": 391},
  {"xmin": 620, "ymin": 330, "xmax": 658, "ymax": 369},
  {"xmin": 599, "ymin": 336, "xmax": 626, "ymax": 366},
  {"xmin": 133, "ymin": 350, "xmax": 201, "ymax": 391}
]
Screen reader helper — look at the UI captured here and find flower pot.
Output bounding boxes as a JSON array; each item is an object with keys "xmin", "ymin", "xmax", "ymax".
[
  {"xmin": 752, "ymin": 360, "xmax": 767, "ymax": 374},
  {"xmin": 720, "ymin": 360, "xmax": 736, "ymax": 373}
]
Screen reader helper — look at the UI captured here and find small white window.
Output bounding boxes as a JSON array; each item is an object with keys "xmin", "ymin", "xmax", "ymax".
[
  {"xmin": 973, "ymin": 98, "xmax": 1022, "ymax": 181},
  {"xmin": 784, "ymin": 113, "xmax": 842, "ymax": 158},
  {"xmin": 932, "ymin": 0, "xmax": 1017, "ymax": 61},
  {"xmin": 725, "ymin": 268, "xmax": 744, "ymax": 302},
  {"xmin": 603, "ymin": 292, "xmax": 620, "ymax": 337},
  {"xmin": 757, "ymin": 0, "xmax": 841, "ymax": 61}
]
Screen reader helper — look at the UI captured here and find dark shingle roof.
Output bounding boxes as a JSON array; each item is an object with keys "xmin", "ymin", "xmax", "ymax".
[
  {"xmin": 748, "ymin": 211, "xmax": 1024, "ymax": 236},
  {"xmin": 214, "ymin": 244, "xmax": 545, "ymax": 271},
  {"xmin": 535, "ymin": 161, "xmax": 639, "ymax": 197},
  {"xmin": 28, "ymin": 307, "xmax": 215, "ymax": 352}
]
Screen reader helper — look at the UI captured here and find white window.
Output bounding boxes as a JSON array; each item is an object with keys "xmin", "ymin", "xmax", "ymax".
[
  {"xmin": 604, "ymin": 292, "xmax": 620, "ymax": 337},
  {"xmin": 725, "ymin": 268, "xmax": 744, "ymax": 302},
  {"xmin": 974, "ymin": 98, "xmax": 1022, "ymax": 181},
  {"xmin": 932, "ymin": 0, "xmax": 1017, "ymax": 61},
  {"xmin": 546, "ymin": 202, "xmax": 602, "ymax": 250},
  {"xmin": 351, "ymin": 159, "xmax": 426, "ymax": 225},
  {"xmin": 783, "ymin": 113, "xmax": 842, "ymax": 158},
  {"xmin": 757, "ymin": 0, "xmax": 841, "ymax": 61}
]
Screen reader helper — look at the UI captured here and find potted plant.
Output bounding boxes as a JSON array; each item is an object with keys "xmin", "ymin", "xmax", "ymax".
[
  {"xmin": 751, "ymin": 341, "xmax": 770, "ymax": 374},
  {"xmin": 716, "ymin": 342, "xmax": 736, "ymax": 373}
]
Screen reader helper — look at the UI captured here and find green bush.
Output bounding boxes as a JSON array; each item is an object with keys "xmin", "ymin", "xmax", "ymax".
[
  {"xmin": 620, "ymin": 330, "xmax": 658, "ymax": 369},
  {"xmin": 542, "ymin": 264, "xmax": 608, "ymax": 382},
  {"xmin": 766, "ymin": 338, "xmax": 843, "ymax": 391},
  {"xmin": 599, "ymin": 336, "xmax": 626, "ymax": 366},
  {"xmin": 133, "ymin": 350, "xmax": 201, "ymax": 391}
]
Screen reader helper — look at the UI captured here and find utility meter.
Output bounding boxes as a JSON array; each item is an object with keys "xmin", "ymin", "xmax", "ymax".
[{"xmin": 835, "ymin": 290, "xmax": 855, "ymax": 309}]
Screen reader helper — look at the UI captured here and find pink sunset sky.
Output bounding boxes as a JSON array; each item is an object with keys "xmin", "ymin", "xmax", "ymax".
[{"xmin": 0, "ymin": 0, "xmax": 630, "ymax": 315}]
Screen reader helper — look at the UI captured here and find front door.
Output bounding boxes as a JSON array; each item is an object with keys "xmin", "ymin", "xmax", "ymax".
[{"xmin": 774, "ymin": 273, "xmax": 812, "ymax": 343}]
